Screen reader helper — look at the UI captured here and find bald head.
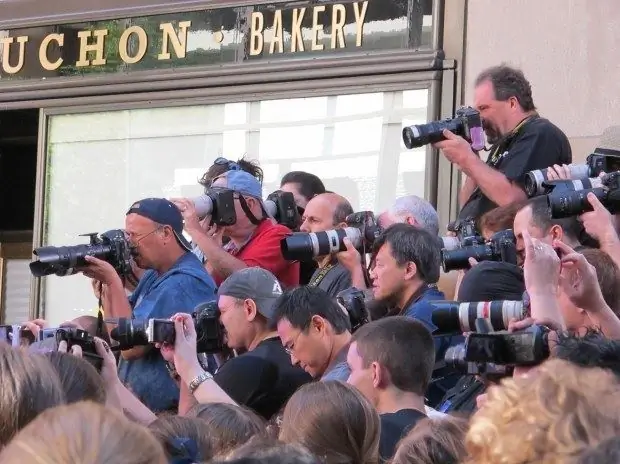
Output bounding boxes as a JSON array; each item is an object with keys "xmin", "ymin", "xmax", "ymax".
[{"xmin": 299, "ymin": 192, "xmax": 353, "ymax": 233}]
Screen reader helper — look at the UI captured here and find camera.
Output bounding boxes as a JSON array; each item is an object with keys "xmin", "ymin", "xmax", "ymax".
[
  {"xmin": 524, "ymin": 151, "xmax": 620, "ymax": 197},
  {"xmin": 444, "ymin": 344, "xmax": 510, "ymax": 377},
  {"xmin": 0, "ymin": 325, "xmax": 36, "ymax": 347},
  {"xmin": 30, "ymin": 229, "xmax": 132, "ymax": 278},
  {"xmin": 265, "ymin": 190, "xmax": 301, "ymax": 230},
  {"xmin": 336, "ymin": 287, "xmax": 371, "ymax": 333},
  {"xmin": 441, "ymin": 217, "xmax": 485, "ymax": 251},
  {"xmin": 31, "ymin": 327, "xmax": 103, "ymax": 372},
  {"xmin": 441, "ymin": 229, "xmax": 517, "ymax": 272},
  {"xmin": 110, "ymin": 301, "xmax": 224, "ymax": 354},
  {"xmin": 190, "ymin": 188, "xmax": 237, "ymax": 226},
  {"xmin": 526, "ymin": 177, "xmax": 604, "ymax": 198},
  {"xmin": 430, "ymin": 299, "xmax": 527, "ymax": 335},
  {"xmin": 547, "ymin": 171, "xmax": 620, "ymax": 219},
  {"xmin": 281, "ymin": 211, "xmax": 382, "ymax": 261},
  {"xmin": 402, "ymin": 106, "xmax": 485, "ymax": 151},
  {"xmin": 449, "ymin": 324, "xmax": 550, "ymax": 368}
]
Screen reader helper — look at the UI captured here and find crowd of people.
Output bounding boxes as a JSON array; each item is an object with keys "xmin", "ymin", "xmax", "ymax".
[{"xmin": 3, "ymin": 63, "xmax": 620, "ymax": 464}]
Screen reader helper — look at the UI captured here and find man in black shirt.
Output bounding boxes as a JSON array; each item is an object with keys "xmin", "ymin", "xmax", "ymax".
[
  {"xmin": 346, "ymin": 317, "xmax": 435, "ymax": 462},
  {"xmin": 215, "ymin": 267, "xmax": 311, "ymax": 419},
  {"xmin": 434, "ymin": 65, "xmax": 572, "ymax": 221}
]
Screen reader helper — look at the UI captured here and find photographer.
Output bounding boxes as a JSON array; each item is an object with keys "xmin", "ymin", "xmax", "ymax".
[
  {"xmin": 173, "ymin": 169, "xmax": 299, "ymax": 288},
  {"xmin": 78, "ymin": 198, "xmax": 217, "ymax": 412},
  {"xmin": 435, "ymin": 65, "xmax": 571, "ymax": 221},
  {"xmin": 299, "ymin": 193, "xmax": 359, "ymax": 297},
  {"xmin": 194, "ymin": 268, "xmax": 310, "ymax": 419},
  {"xmin": 378, "ymin": 195, "xmax": 440, "ymax": 236},
  {"xmin": 271, "ymin": 286, "xmax": 352, "ymax": 381},
  {"xmin": 280, "ymin": 171, "xmax": 326, "ymax": 209}
]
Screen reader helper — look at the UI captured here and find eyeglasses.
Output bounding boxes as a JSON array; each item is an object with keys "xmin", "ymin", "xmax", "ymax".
[
  {"xmin": 213, "ymin": 157, "xmax": 240, "ymax": 171},
  {"xmin": 284, "ymin": 331, "xmax": 303, "ymax": 356},
  {"xmin": 123, "ymin": 225, "xmax": 164, "ymax": 243}
]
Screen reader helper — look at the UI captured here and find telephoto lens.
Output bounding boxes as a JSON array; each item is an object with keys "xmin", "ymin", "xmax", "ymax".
[
  {"xmin": 523, "ymin": 164, "xmax": 591, "ymax": 197},
  {"xmin": 280, "ymin": 227, "xmax": 362, "ymax": 261},
  {"xmin": 430, "ymin": 300, "xmax": 526, "ymax": 335}
]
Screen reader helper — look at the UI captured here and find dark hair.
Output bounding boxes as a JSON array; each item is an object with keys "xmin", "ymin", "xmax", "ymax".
[
  {"xmin": 352, "ymin": 317, "xmax": 435, "ymax": 395},
  {"xmin": 44, "ymin": 352, "xmax": 106, "ymax": 405},
  {"xmin": 581, "ymin": 248, "xmax": 620, "ymax": 315},
  {"xmin": 280, "ymin": 171, "xmax": 326, "ymax": 202},
  {"xmin": 270, "ymin": 286, "xmax": 351, "ymax": 334},
  {"xmin": 522, "ymin": 196, "xmax": 583, "ymax": 244},
  {"xmin": 199, "ymin": 157, "xmax": 264, "ymax": 188},
  {"xmin": 576, "ymin": 436, "xmax": 620, "ymax": 464},
  {"xmin": 474, "ymin": 64, "xmax": 536, "ymax": 112},
  {"xmin": 212, "ymin": 437, "xmax": 320, "ymax": 464},
  {"xmin": 148, "ymin": 416, "xmax": 214, "ymax": 462},
  {"xmin": 554, "ymin": 329, "xmax": 620, "ymax": 379},
  {"xmin": 333, "ymin": 197, "xmax": 354, "ymax": 224},
  {"xmin": 372, "ymin": 223, "xmax": 441, "ymax": 284},
  {"xmin": 478, "ymin": 201, "xmax": 526, "ymax": 238},
  {"xmin": 186, "ymin": 403, "xmax": 265, "ymax": 456}
]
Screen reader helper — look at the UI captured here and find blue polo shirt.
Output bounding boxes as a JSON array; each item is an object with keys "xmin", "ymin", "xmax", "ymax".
[{"xmin": 118, "ymin": 252, "xmax": 216, "ymax": 412}]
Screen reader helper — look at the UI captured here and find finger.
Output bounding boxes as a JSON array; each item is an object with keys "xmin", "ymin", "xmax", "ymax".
[
  {"xmin": 546, "ymin": 166, "xmax": 558, "ymax": 180},
  {"xmin": 93, "ymin": 337, "xmax": 110, "ymax": 358},
  {"xmin": 553, "ymin": 240, "xmax": 575, "ymax": 257},
  {"xmin": 561, "ymin": 164, "xmax": 572, "ymax": 179},
  {"xmin": 587, "ymin": 192, "xmax": 606, "ymax": 211},
  {"xmin": 468, "ymin": 257, "xmax": 479, "ymax": 266},
  {"xmin": 522, "ymin": 230, "xmax": 535, "ymax": 258},
  {"xmin": 442, "ymin": 129, "xmax": 458, "ymax": 140},
  {"xmin": 173, "ymin": 318, "xmax": 188, "ymax": 342},
  {"xmin": 58, "ymin": 340, "xmax": 68, "ymax": 353},
  {"xmin": 70, "ymin": 344, "xmax": 83, "ymax": 358}
]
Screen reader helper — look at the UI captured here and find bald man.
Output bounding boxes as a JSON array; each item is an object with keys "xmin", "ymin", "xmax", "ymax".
[{"xmin": 299, "ymin": 193, "xmax": 356, "ymax": 297}]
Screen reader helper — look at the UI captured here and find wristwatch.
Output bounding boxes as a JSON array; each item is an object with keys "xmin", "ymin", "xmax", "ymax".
[{"xmin": 188, "ymin": 370, "xmax": 214, "ymax": 394}]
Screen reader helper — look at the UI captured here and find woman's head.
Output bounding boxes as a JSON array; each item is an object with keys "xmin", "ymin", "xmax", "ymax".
[
  {"xmin": 466, "ymin": 359, "xmax": 620, "ymax": 464},
  {"xmin": 186, "ymin": 402, "xmax": 266, "ymax": 456},
  {"xmin": 0, "ymin": 401, "xmax": 166, "ymax": 464},
  {"xmin": 392, "ymin": 416, "xmax": 469, "ymax": 464},
  {"xmin": 279, "ymin": 381, "xmax": 380, "ymax": 463},
  {"xmin": 44, "ymin": 352, "xmax": 106, "ymax": 404},
  {"xmin": 148, "ymin": 415, "xmax": 214, "ymax": 462},
  {"xmin": 0, "ymin": 344, "xmax": 65, "ymax": 447}
]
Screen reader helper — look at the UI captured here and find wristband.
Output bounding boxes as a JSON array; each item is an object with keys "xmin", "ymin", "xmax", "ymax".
[{"xmin": 188, "ymin": 370, "xmax": 213, "ymax": 394}]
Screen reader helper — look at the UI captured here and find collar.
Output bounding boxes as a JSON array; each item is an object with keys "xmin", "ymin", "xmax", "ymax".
[
  {"xmin": 390, "ymin": 283, "xmax": 435, "ymax": 317},
  {"xmin": 224, "ymin": 219, "xmax": 269, "ymax": 255}
]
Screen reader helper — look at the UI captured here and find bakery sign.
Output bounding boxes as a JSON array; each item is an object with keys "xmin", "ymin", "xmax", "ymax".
[{"xmin": 0, "ymin": 1, "xmax": 371, "ymax": 77}]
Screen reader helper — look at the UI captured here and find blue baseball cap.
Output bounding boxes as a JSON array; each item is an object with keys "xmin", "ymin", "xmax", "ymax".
[
  {"xmin": 126, "ymin": 198, "xmax": 192, "ymax": 251},
  {"xmin": 215, "ymin": 170, "xmax": 262, "ymax": 199}
]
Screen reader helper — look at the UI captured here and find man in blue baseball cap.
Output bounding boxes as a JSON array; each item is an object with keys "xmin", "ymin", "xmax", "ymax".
[
  {"xmin": 78, "ymin": 197, "xmax": 217, "ymax": 412},
  {"xmin": 172, "ymin": 167, "xmax": 299, "ymax": 289}
]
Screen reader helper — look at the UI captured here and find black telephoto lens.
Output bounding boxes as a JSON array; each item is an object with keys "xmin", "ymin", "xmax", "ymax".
[
  {"xmin": 547, "ymin": 189, "xmax": 602, "ymax": 219},
  {"xmin": 402, "ymin": 118, "xmax": 462, "ymax": 149},
  {"xmin": 441, "ymin": 244, "xmax": 492, "ymax": 272}
]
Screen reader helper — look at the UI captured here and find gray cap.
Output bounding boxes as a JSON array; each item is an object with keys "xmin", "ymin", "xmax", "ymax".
[{"xmin": 217, "ymin": 267, "xmax": 284, "ymax": 319}]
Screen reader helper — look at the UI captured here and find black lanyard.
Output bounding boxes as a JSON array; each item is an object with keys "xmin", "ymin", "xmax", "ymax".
[
  {"xmin": 308, "ymin": 263, "xmax": 336, "ymax": 287},
  {"xmin": 487, "ymin": 114, "xmax": 538, "ymax": 167}
]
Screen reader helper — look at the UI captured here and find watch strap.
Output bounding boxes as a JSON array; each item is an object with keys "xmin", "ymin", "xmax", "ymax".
[{"xmin": 188, "ymin": 370, "xmax": 213, "ymax": 394}]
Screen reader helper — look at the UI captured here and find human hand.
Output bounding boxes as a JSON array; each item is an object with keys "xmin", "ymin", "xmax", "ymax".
[
  {"xmin": 555, "ymin": 241, "xmax": 606, "ymax": 312},
  {"xmin": 22, "ymin": 318, "xmax": 48, "ymax": 339},
  {"xmin": 94, "ymin": 337, "xmax": 120, "ymax": 387},
  {"xmin": 77, "ymin": 256, "xmax": 118, "ymax": 285},
  {"xmin": 546, "ymin": 164, "xmax": 572, "ymax": 181},
  {"xmin": 522, "ymin": 230, "xmax": 560, "ymax": 296},
  {"xmin": 58, "ymin": 340, "xmax": 83, "ymax": 357},
  {"xmin": 580, "ymin": 193, "xmax": 619, "ymax": 247},
  {"xmin": 433, "ymin": 130, "xmax": 476, "ymax": 167},
  {"xmin": 336, "ymin": 238, "xmax": 363, "ymax": 272},
  {"xmin": 159, "ymin": 313, "xmax": 201, "ymax": 382},
  {"xmin": 170, "ymin": 198, "xmax": 202, "ymax": 234}
]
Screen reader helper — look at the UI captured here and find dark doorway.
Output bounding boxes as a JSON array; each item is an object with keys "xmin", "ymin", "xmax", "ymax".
[{"xmin": 0, "ymin": 109, "xmax": 39, "ymax": 234}]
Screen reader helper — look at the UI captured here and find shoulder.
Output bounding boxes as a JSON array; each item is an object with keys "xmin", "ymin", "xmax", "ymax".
[
  {"xmin": 255, "ymin": 221, "xmax": 292, "ymax": 239},
  {"xmin": 322, "ymin": 361, "xmax": 351, "ymax": 382}
]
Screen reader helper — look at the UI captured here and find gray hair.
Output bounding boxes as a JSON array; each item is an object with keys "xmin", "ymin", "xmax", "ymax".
[{"xmin": 389, "ymin": 195, "xmax": 439, "ymax": 236}]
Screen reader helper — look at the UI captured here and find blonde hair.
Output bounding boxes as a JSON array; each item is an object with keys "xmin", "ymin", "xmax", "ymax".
[
  {"xmin": 392, "ymin": 416, "xmax": 468, "ymax": 464},
  {"xmin": 466, "ymin": 359, "xmax": 620, "ymax": 464},
  {"xmin": 0, "ymin": 401, "xmax": 167, "ymax": 464},
  {"xmin": 279, "ymin": 381, "xmax": 380, "ymax": 464}
]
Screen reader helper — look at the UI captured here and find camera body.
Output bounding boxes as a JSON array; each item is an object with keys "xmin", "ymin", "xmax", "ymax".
[
  {"xmin": 265, "ymin": 190, "xmax": 301, "ymax": 230},
  {"xmin": 525, "ymin": 151, "xmax": 620, "ymax": 197},
  {"xmin": 0, "ymin": 325, "xmax": 36, "ymax": 347},
  {"xmin": 336, "ymin": 287, "xmax": 371, "ymax": 333},
  {"xmin": 281, "ymin": 211, "xmax": 382, "ymax": 261},
  {"xmin": 547, "ymin": 171, "xmax": 620, "ymax": 218},
  {"xmin": 33, "ymin": 327, "xmax": 103, "ymax": 372},
  {"xmin": 441, "ymin": 229, "xmax": 517, "ymax": 272},
  {"xmin": 110, "ymin": 301, "xmax": 224, "ymax": 354},
  {"xmin": 30, "ymin": 229, "xmax": 132, "ymax": 278},
  {"xmin": 447, "ymin": 324, "xmax": 550, "ymax": 369},
  {"xmin": 402, "ymin": 106, "xmax": 485, "ymax": 151},
  {"xmin": 191, "ymin": 188, "xmax": 237, "ymax": 226},
  {"xmin": 441, "ymin": 217, "xmax": 485, "ymax": 251}
]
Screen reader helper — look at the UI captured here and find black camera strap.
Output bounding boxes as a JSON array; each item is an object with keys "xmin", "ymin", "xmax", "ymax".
[
  {"xmin": 487, "ymin": 113, "xmax": 539, "ymax": 167},
  {"xmin": 238, "ymin": 195, "xmax": 262, "ymax": 226},
  {"xmin": 308, "ymin": 263, "xmax": 336, "ymax": 287}
]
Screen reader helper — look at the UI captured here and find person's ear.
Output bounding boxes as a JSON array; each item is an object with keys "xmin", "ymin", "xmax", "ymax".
[
  {"xmin": 404, "ymin": 261, "xmax": 418, "ymax": 280},
  {"xmin": 310, "ymin": 315, "xmax": 326, "ymax": 335},
  {"xmin": 245, "ymin": 299, "xmax": 259, "ymax": 322}
]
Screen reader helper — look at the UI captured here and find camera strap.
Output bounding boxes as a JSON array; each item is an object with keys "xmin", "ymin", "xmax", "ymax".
[
  {"xmin": 238, "ymin": 195, "xmax": 262, "ymax": 225},
  {"xmin": 308, "ymin": 263, "xmax": 336, "ymax": 287},
  {"xmin": 487, "ymin": 113, "xmax": 539, "ymax": 167}
]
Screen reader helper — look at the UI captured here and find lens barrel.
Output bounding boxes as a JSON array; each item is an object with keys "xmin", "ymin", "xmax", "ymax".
[{"xmin": 431, "ymin": 300, "xmax": 524, "ymax": 335}]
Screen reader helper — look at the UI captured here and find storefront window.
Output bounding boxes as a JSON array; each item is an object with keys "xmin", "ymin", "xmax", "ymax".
[{"xmin": 41, "ymin": 87, "xmax": 428, "ymax": 323}]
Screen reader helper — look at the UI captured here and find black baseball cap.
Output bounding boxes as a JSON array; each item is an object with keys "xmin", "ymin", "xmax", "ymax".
[
  {"xmin": 217, "ymin": 268, "xmax": 284, "ymax": 319},
  {"xmin": 126, "ymin": 198, "xmax": 192, "ymax": 251}
]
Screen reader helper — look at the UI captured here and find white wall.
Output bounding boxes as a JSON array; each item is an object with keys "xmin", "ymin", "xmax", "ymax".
[{"xmin": 464, "ymin": 0, "xmax": 620, "ymax": 163}]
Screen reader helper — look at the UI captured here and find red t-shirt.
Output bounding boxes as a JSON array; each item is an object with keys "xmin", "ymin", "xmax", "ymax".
[{"xmin": 213, "ymin": 220, "xmax": 299, "ymax": 289}]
